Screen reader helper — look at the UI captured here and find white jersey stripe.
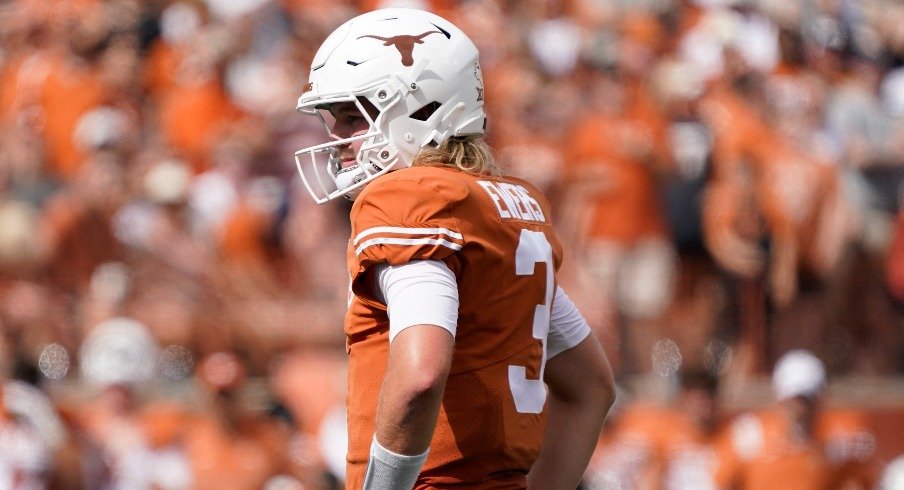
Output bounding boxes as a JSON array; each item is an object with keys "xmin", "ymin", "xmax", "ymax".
[
  {"xmin": 353, "ymin": 226, "xmax": 463, "ymax": 245},
  {"xmin": 355, "ymin": 237, "xmax": 463, "ymax": 256}
]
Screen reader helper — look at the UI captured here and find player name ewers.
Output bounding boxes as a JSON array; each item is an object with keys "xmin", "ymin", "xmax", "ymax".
[{"xmin": 477, "ymin": 180, "xmax": 547, "ymax": 223}]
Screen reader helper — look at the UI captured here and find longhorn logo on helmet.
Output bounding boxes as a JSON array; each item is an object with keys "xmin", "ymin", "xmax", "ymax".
[{"xmin": 357, "ymin": 31, "xmax": 445, "ymax": 66}]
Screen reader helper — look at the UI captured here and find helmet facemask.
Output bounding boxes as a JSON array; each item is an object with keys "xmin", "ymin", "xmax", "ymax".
[{"xmin": 295, "ymin": 86, "xmax": 404, "ymax": 203}]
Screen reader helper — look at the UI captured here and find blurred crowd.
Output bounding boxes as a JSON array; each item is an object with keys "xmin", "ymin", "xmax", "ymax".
[
  {"xmin": 584, "ymin": 349, "xmax": 897, "ymax": 489},
  {"xmin": 1, "ymin": 0, "xmax": 904, "ymax": 487}
]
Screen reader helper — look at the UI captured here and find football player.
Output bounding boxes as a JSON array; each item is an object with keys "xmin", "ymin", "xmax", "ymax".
[{"xmin": 294, "ymin": 8, "xmax": 616, "ymax": 489}]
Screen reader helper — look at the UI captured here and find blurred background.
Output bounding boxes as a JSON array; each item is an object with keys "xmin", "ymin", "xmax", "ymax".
[{"xmin": 0, "ymin": 0, "xmax": 903, "ymax": 488}]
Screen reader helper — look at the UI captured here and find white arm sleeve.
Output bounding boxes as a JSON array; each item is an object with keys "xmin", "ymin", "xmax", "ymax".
[
  {"xmin": 375, "ymin": 260, "xmax": 459, "ymax": 342},
  {"xmin": 547, "ymin": 286, "xmax": 592, "ymax": 359},
  {"xmin": 376, "ymin": 263, "xmax": 587, "ymax": 356}
]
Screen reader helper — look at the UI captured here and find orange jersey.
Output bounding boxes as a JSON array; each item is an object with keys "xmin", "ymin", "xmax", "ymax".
[{"xmin": 344, "ymin": 166, "xmax": 564, "ymax": 489}]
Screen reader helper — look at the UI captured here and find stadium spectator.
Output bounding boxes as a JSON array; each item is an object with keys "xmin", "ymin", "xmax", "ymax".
[
  {"xmin": 584, "ymin": 370, "xmax": 723, "ymax": 489},
  {"xmin": 715, "ymin": 348, "xmax": 882, "ymax": 489},
  {"xmin": 715, "ymin": 349, "xmax": 832, "ymax": 489}
]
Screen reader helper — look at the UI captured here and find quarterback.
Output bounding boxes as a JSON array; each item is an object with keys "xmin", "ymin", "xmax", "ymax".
[{"xmin": 294, "ymin": 8, "xmax": 616, "ymax": 489}]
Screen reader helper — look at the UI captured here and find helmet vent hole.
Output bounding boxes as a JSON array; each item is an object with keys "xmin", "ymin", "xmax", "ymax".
[
  {"xmin": 410, "ymin": 101, "xmax": 442, "ymax": 121},
  {"xmin": 356, "ymin": 96, "xmax": 380, "ymax": 119}
]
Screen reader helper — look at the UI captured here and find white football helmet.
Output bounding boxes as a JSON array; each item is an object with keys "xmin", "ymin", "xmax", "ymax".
[{"xmin": 294, "ymin": 8, "xmax": 486, "ymax": 203}]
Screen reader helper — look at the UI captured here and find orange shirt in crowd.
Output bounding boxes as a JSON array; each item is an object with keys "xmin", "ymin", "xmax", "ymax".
[
  {"xmin": 144, "ymin": 34, "xmax": 247, "ymax": 174},
  {"xmin": 39, "ymin": 57, "xmax": 107, "ymax": 179},
  {"xmin": 586, "ymin": 401, "xmax": 723, "ymax": 489},
  {"xmin": 624, "ymin": 77, "xmax": 671, "ymax": 172},
  {"xmin": 714, "ymin": 407, "xmax": 832, "ymax": 490},
  {"xmin": 816, "ymin": 408, "xmax": 881, "ymax": 489},
  {"xmin": 219, "ymin": 201, "xmax": 272, "ymax": 264},
  {"xmin": 700, "ymin": 81, "xmax": 771, "ymax": 183},
  {"xmin": 585, "ymin": 403, "xmax": 663, "ymax": 489},
  {"xmin": 566, "ymin": 111, "xmax": 668, "ymax": 246},
  {"xmin": 143, "ymin": 40, "xmax": 183, "ymax": 104},
  {"xmin": 886, "ymin": 213, "xmax": 904, "ymax": 302},
  {"xmin": 139, "ymin": 395, "xmax": 288, "ymax": 490},
  {"xmin": 157, "ymin": 78, "xmax": 245, "ymax": 173},
  {"xmin": 0, "ymin": 49, "xmax": 53, "ymax": 123},
  {"xmin": 181, "ymin": 413, "xmax": 284, "ymax": 490}
]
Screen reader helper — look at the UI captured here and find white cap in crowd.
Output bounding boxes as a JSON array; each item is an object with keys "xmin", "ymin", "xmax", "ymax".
[{"xmin": 772, "ymin": 349, "xmax": 826, "ymax": 401}]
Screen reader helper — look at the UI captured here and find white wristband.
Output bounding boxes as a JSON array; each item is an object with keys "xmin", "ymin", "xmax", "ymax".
[{"xmin": 362, "ymin": 436, "xmax": 428, "ymax": 490}]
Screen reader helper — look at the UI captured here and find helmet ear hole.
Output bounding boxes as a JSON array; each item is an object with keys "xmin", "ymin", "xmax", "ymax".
[{"xmin": 409, "ymin": 101, "xmax": 442, "ymax": 121}]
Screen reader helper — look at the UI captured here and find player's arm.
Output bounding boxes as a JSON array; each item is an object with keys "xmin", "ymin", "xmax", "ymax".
[
  {"xmin": 363, "ymin": 260, "xmax": 458, "ymax": 489},
  {"xmin": 528, "ymin": 287, "xmax": 616, "ymax": 490}
]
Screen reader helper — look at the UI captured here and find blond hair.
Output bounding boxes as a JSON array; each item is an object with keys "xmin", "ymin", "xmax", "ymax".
[{"xmin": 412, "ymin": 136, "xmax": 501, "ymax": 176}]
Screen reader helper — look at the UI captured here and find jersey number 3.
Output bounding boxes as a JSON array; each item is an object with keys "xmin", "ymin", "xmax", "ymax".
[{"xmin": 509, "ymin": 230, "xmax": 553, "ymax": 414}]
